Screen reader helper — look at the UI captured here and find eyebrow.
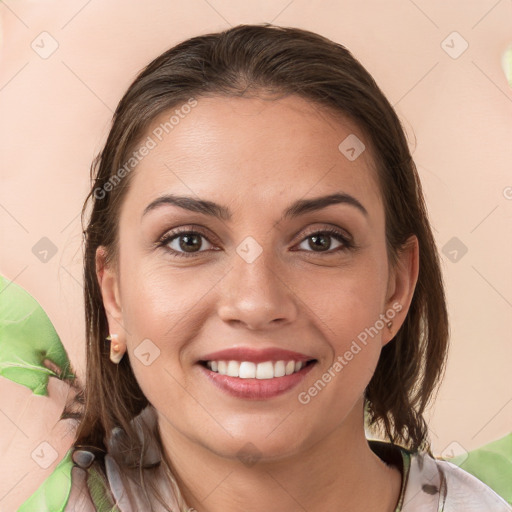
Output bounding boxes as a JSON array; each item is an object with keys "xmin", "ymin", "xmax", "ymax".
[{"xmin": 142, "ymin": 192, "xmax": 368, "ymax": 221}]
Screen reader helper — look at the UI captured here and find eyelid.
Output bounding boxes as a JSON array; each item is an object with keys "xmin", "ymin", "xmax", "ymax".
[
  {"xmin": 297, "ymin": 224, "xmax": 353, "ymax": 243},
  {"xmin": 157, "ymin": 225, "xmax": 216, "ymax": 244}
]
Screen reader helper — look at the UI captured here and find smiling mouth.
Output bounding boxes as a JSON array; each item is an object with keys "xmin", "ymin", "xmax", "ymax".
[{"xmin": 201, "ymin": 359, "xmax": 317, "ymax": 379}]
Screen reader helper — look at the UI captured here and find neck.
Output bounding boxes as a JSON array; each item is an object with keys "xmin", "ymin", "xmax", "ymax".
[{"xmin": 158, "ymin": 399, "xmax": 402, "ymax": 512}]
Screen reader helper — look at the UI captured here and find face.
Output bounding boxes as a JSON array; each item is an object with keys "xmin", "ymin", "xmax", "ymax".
[{"xmin": 98, "ymin": 94, "xmax": 417, "ymax": 463}]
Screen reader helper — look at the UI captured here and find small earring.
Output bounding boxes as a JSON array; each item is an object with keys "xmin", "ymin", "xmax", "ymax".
[
  {"xmin": 107, "ymin": 334, "xmax": 125, "ymax": 364},
  {"xmin": 386, "ymin": 321, "xmax": 393, "ymax": 329}
]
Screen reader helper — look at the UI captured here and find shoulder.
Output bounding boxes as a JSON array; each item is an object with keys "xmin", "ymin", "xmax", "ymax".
[
  {"xmin": 401, "ymin": 449, "xmax": 512, "ymax": 511},
  {"xmin": 447, "ymin": 433, "xmax": 512, "ymax": 505}
]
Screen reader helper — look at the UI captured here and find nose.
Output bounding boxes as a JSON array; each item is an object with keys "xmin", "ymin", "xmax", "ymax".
[{"xmin": 216, "ymin": 247, "xmax": 299, "ymax": 331}]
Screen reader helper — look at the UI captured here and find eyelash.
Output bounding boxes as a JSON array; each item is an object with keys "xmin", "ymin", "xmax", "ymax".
[{"xmin": 156, "ymin": 226, "xmax": 355, "ymax": 259}]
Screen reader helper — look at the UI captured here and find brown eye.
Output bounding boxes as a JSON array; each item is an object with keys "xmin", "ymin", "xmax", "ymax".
[
  {"xmin": 297, "ymin": 230, "xmax": 349, "ymax": 253},
  {"xmin": 162, "ymin": 231, "xmax": 215, "ymax": 256},
  {"xmin": 178, "ymin": 233, "xmax": 203, "ymax": 252},
  {"xmin": 306, "ymin": 233, "xmax": 335, "ymax": 251}
]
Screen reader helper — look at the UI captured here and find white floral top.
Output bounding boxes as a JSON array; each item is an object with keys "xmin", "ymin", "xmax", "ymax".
[
  {"xmin": 60, "ymin": 439, "xmax": 511, "ymax": 511},
  {"xmin": 397, "ymin": 446, "xmax": 511, "ymax": 511},
  {"xmin": 23, "ymin": 406, "xmax": 511, "ymax": 511}
]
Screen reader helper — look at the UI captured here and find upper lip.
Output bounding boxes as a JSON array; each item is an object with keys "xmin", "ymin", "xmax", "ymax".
[{"xmin": 200, "ymin": 347, "xmax": 314, "ymax": 364}]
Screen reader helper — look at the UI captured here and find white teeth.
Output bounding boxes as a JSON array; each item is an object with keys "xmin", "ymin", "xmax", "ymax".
[
  {"xmin": 274, "ymin": 360, "xmax": 286, "ymax": 377},
  {"xmin": 239, "ymin": 361, "xmax": 256, "ymax": 379},
  {"xmin": 227, "ymin": 360, "xmax": 239, "ymax": 377},
  {"xmin": 256, "ymin": 361, "xmax": 274, "ymax": 379},
  {"xmin": 206, "ymin": 359, "xmax": 307, "ymax": 379}
]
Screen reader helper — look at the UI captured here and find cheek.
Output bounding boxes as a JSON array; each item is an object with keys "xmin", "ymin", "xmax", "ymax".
[
  {"xmin": 294, "ymin": 277, "xmax": 386, "ymax": 430},
  {"xmin": 119, "ymin": 254, "xmax": 223, "ymax": 338},
  {"xmin": 118, "ymin": 259, "xmax": 226, "ymax": 401},
  {"xmin": 295, "ymin": 257, "xmax": 388, "ymax": 348},
  {"xmin": 293, "ymin": 255, "xmax": 388, "ymax": 398}
]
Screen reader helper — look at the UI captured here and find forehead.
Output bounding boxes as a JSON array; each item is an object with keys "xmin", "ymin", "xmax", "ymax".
[{"xmin": 121, "ymin": 95, "xmax": 383, "ymax": 219}]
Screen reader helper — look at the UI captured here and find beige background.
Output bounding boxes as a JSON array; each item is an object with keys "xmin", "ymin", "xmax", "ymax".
[{"xmin": 0, "ymin": 1, "xmax": 511, "ymax": 509}]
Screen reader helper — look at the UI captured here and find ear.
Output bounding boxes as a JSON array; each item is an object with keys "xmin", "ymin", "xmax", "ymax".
[
  {"xmin": 96, "ymin": 246, "xmax": 126, "ymax": 347},
  {"xmin": 382, "ymin": 235, "xmax": 419, "ymax": 346}
]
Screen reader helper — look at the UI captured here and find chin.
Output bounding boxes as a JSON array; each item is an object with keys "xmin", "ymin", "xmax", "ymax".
[{"xmin": 201, "ymin": 424, "xmax": 309, "ymax": 465}]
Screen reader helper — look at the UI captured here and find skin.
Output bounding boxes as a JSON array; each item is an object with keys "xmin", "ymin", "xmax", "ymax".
[{"xmin": 97, "ymin": 94, "xmax": 419, "ymax": 512}]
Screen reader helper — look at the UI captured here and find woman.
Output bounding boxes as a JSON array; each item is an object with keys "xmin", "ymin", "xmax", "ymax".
[{"xmin": 19, "ymin": 23, "xmax": 512, "ymax": 511}]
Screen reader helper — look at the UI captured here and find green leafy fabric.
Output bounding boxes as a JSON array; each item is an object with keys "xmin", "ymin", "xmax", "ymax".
[
  {"xmin": 448, "ymin": 433, "xmax": 512, "ymax": 505},
  {"xmin": 0, "ymin": 275, "xmax": 74, "ymax": 395},
  {"xmin": 18, "ymin": 450, "xmax": 73, "ymax": 512}
]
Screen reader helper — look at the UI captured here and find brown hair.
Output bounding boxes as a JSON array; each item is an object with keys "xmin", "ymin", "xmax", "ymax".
[{"xmin": 78, "ymin": 21, "xmax": 448, "ymax": 502}]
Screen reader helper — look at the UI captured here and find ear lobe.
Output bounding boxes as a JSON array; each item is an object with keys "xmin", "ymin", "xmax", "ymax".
[
  {"xmin": 96, "ymin": 246, "xmax": 123, "ymax": 329},
  {"xmin": 383, "ymin": 235, "xmax": 419, "ymax": 345},
  {"xmin": 108, "ymin": 334, "xmax": 126, "ymax": 364}
]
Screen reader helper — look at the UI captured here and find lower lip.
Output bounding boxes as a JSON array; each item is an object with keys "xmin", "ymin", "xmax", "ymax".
[{"xmin": 199, "ymin": 362, "xmax": 315, "ymax": 400}]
